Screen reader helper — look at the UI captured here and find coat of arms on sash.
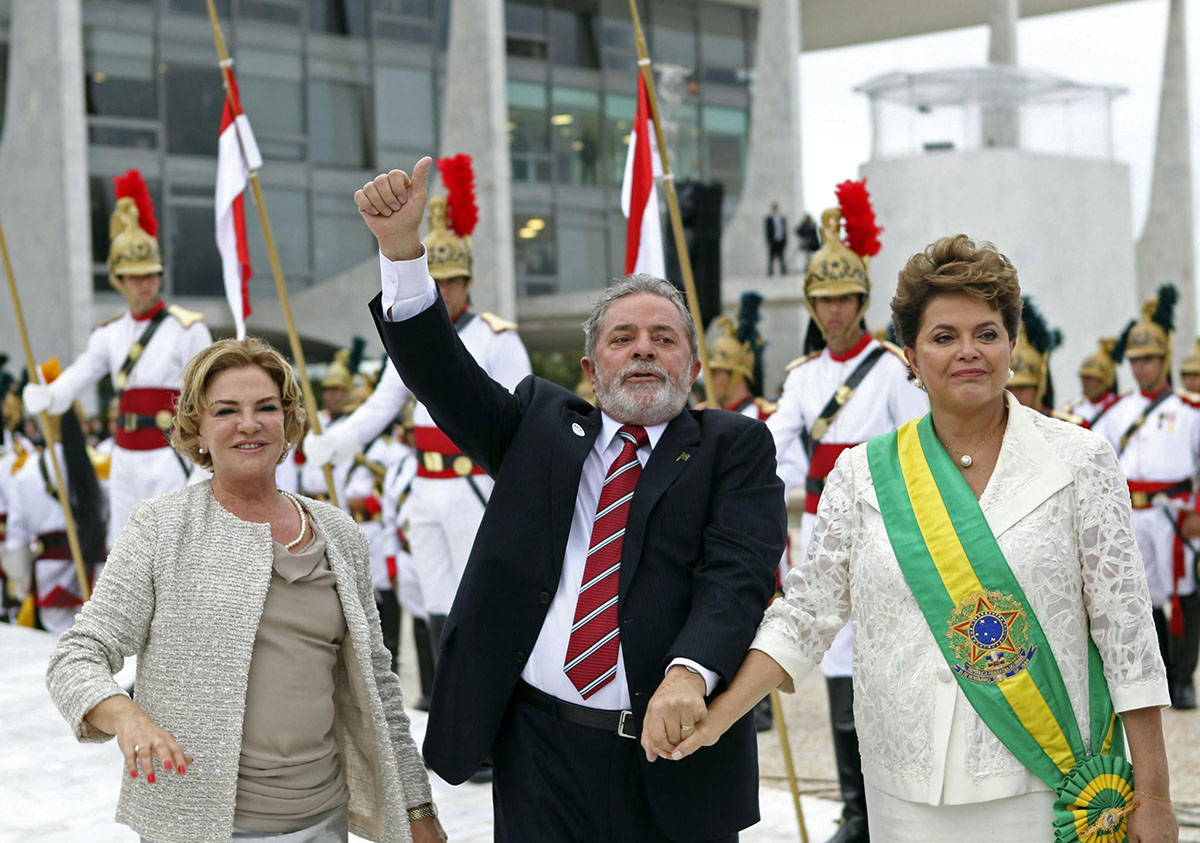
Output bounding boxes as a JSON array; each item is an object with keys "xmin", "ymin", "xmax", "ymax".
[{"xmin": 946, "ymin": 589, "xmax": 1035, "ymax": 683}]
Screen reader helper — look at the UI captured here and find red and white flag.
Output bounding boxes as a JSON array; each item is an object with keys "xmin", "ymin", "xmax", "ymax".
[
  {"xmin": 620, "ymin": 73, "xmax": 665, "ymax": 278},
  {"xmin": 215, "ymin": 68, "xmax": 262, "ymax": 340}
]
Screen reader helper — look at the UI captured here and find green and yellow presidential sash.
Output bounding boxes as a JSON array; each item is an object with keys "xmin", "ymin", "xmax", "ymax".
[{"xmin": 867, "ymin": 415, "xmax": 1134, "ymax": 842}]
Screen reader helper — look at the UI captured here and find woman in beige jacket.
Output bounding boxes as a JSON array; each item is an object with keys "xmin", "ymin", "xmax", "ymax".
[{"xmin": 47, "ymin": 338, "xmax": 445, "ymax": 843}]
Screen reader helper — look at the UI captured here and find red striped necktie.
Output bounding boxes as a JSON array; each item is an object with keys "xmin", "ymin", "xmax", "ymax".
[{"xmin": 563, "ymin": 424, "xmax": 649, "ymax": 699}]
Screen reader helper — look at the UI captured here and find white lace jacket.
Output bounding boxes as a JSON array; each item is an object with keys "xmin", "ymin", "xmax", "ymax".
[{"xmin": 753, "ymin": 394, "xmax": 1170, "ymax": 805}]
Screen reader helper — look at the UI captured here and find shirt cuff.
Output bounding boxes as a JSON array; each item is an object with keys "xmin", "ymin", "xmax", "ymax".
[
  {"xmin": 750, "ymin": 626, "xmax": 815, "ymax": 695},
  {"xmin": 667, "ymin": 658, "xmax": 718, "ymax": 696},
  {"xmin": 379, "ymin": 245, "xmax": 438, "ymax": 322}
]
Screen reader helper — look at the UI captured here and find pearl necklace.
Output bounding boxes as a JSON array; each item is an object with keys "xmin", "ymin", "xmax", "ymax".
[
  {"xmin": 937, "ymin": 409, "xmax": 1007, "ymax": 469},
  {"xmin": 281, "ymin": 491, "xmax": 309, "ymax": 550}
]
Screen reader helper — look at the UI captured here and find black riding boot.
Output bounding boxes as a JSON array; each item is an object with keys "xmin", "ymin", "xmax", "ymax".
[
  {"xmin": 412, "ymin": 616, "xmax": 437, "ymax": 712},
  {"xmin": 1170, "ymin": 593, "xmax": 1200, "ymax": 709},
  {"xmin": 824, "ymin": 676, "xmax": 869, "ymax": 843}
]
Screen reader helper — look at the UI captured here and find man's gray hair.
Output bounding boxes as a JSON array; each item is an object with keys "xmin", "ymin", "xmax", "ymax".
[{"xmin": 582, "ymin": 274, "xmax": 699, "ymax": 364}]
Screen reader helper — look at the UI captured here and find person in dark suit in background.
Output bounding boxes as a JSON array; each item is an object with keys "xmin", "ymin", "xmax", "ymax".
[
  {"xmin": 355, "ymin": 158, "xmax": 788, "ymax": 842},
  {"xmin": 764, "ymin": 202, "xmax": 788, "ymax": 276}
]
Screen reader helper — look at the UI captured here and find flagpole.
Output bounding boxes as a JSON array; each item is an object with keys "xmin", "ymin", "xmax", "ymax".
[
  {"xmin": 205, "ymin": 0, "xmax": 340, "ymax": 509},
  {"xmin": 626, "ymin": 0, "xmax": 715, "ymax": 407},
  {"xmin": 0, "ymin": 218, "xmax": 92, "ymax": 602}
]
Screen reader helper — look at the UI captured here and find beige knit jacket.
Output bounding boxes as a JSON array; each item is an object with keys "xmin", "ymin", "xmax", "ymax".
[{"xmin": 46, "ymin": 481, "xmax": 432, "ymax": 843}]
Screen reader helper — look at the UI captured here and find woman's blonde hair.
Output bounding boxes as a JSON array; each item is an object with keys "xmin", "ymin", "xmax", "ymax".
[
  {"xmin": 891, "ymin": 234, "xmax": 1023, "ymax": 350},
  {"xmin": 171, "ymin": 337, "xmax": 306, "ymax": 469}
]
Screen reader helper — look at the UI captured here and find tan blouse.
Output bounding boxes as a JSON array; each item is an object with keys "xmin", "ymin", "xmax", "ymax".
[{"xmin": 234, "ymin": 522, "xmax": 350, "ymax": 832}]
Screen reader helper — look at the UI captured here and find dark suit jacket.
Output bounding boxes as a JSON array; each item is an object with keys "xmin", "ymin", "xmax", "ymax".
[
  {"xmin": 764, "ymin": 213, "xmax": 787, "ymax": 247},
  {"xmin": 369, "ymin": 293, "xmax": 787, "ymax": 839}
]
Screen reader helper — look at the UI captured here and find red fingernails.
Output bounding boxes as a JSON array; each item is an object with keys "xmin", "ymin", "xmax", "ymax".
[
  {"xmin": 177, "ymin": 765, "xmax": 186, "ymax": 774},
  {"xmin": 130, "ymin": 769, "xmax": 137, "ymax": 778},
  {"xmin": 147, "ymin": 773, "xmax": 156, "ymax": 784},
  {"xmin": 163, "ymin": 760, "xmax": 173, "ymax": 770}
]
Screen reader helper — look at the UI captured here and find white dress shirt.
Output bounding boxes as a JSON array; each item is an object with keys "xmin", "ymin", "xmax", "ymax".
[{"xmin": 380, "ymin": 247, "xmax": 717, "ymax": 709}]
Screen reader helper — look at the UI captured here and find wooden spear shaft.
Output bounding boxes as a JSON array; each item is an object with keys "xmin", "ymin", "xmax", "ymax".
[
  {"xmin": 626, "ymin": 0, "xmax": 715, "ymax": 407},
  {"xmin": 205, "ymin": 0, "xmax": 339, "ymax": 509},
  {"xmin": 0, "ymin": 218, "xmax": 92, "ymax": 602}
]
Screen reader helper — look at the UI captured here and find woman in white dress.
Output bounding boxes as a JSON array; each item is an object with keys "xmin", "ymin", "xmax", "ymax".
[{"xmin": 667, "ymin": 235, "xmax": 1178, "ymax": 842}]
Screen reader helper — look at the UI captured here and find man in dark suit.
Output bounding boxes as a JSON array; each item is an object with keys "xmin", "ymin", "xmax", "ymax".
[
  {"xmin": 355, "ymin": 159, "xmax": 787, "ymax": 842},
  {"xmin": 764, "ymin": 202, "xmax": 787, "ymax": 276}
]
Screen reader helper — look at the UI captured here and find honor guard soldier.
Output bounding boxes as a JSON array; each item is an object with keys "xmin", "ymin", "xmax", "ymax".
[
  {"xmin": 1007, "ymin": 296, "xmax": 1082, "ymax": 424},
  {"xmin": 20, "ymin": 171, "xmax": 211, "ymax": 549},
  {"xmin": 0, "ymin": 364, "xmax": 33, "ymax": 621},
  {"xmin": 298, "ymin": 347, "xmax": 360, "ymax": 504},
  {"xmin": 4, "ymin": 363, "xmax": 108, "ymax": 632},
  {"xmin": 304, "ymin": 162, "xmax": 532, "ymax": 718},
  {"xmin": 1092, "ymin": 285, "xmax": 1200, "ymax": 709},
  {"xmin": 767, "ymin": 182, "xmax": 927, "ymax": 843},
  {"xmin": 706, "ymin": 292, "xmax": 777, "ymax": 421},
  {"xmin": 1063, "ymin": 337, "xmax": 1122, "ymax": 426},
  {"xmin": 1182, "ymin": 339, "xmax": 1200, "ymax": 395}
]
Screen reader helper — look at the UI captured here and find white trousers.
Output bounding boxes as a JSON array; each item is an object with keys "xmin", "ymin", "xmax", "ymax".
[
  {"xmin": 865, "ymin": 782, "xmax": 1056, "ymax": 842},
  {"xmin": 108, "ymin": 446, "xmax": 190, "ymax": 548},
  {"xmin": 406, "ymin": 474, "xmax": 491, "ymax": 615}
]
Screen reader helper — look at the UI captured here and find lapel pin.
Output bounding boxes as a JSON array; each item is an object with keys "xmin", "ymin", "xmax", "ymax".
[
  {"xmin": 571, "ymin": 422, "xmax": 585, "ymax": 437},
  {"xmin": 676, "ymin": 452, "xmax": 691, "ymax": 462}
]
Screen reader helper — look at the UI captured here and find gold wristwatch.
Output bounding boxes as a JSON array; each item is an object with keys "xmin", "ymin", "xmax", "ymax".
[{"xmin": 407, "ymin": 802, "xmax": 438, "ymax": 821}]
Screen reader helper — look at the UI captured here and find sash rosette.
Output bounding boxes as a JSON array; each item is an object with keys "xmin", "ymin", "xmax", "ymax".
[{"xmin": 867, "ymin": 416, "xmax": 1134, "ymax": 842}]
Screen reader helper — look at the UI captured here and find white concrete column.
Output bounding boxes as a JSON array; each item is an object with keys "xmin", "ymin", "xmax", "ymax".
[
  {"xmin": 0, "ymin": 0, "xmax": 91, "ymax": 378},
  {"xmin": 982, "ymin": 0, "xmax": 1020, "ymax": 149},
  {"xmin": 439, "ymin": 0, "xmax": 516, "ymax": 320},
  {"xmin": 1136, "ymin": 0, "xmax": 1194, "ymax": 364},
  {"xmin": 720, "ymin": 0, "xmax": 802, "ymax": 281}
]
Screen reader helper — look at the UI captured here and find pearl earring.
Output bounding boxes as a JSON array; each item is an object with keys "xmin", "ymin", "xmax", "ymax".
[
  {"xmin": 913, "ymin": 377, "xmax": 925, "ymax": 391},
  {"xmin": 1008, "ymin": 368, "xmax": 1015, "ymax": 379},
  {"xmin": 198, "ymin": 445, "xmax": 205, "ymax": 454}
]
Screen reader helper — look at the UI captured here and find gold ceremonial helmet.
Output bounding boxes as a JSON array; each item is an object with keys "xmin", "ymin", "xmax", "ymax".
[
  {"xmin": 1078, "ymin": 338, "xmax": 1118, "ymax": 388},
  {"xmin": 706, "ymin": 316, "xmax": 756, "ymax": 382},
  {"xmin": 1125, "ymin": 298, "xmax": 1170, "ymax": 360},
  {"xmin": 107, "ymin": 171, "xmax": 163, "ymax": 301},
  {"xmin": 424, "ymin": 197, "xmax": 472, "ymax": 284},
  {"xmin": 1182, "ymin": 339, "xmax": 1200, "ymax": 376},
  {"xmin": 1008, "ymin": 324, "xmax": 1046, "ymax": 391},
  {"xmin": 321, "ymin": 349, "xmax": 354, "ymax": 391},
  {"xmin": 804, "ymin": 207, "xmax": 870, "ymax": 339}
]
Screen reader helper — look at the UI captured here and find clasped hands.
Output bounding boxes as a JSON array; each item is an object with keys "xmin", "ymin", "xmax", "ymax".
[{"xmin": 641, "ymin": 665, "xmax": 730, "ymax": 762}]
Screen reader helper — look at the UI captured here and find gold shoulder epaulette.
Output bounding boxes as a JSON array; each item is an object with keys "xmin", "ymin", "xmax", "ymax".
[
  {"xmin": 785, "ymin": 351, "xmax": 821, "ymax": 372},
  {"xmin": 167, "ymin": 304, "xmax": 206, "ymax": 329},
  {"xmin": 879, "ymin": 339, "xmax": 907, "ymax": 363},
  {"xmin": 753, "ymin": 397, "xmax": 778, "ymax": 415},
  {"xmin": 1061, "ymin": 397, "xmax": 1083, "ymax": 414},
  {"xmin": 94, "ymin": 312, "xmax": 124, "ymax": 331},
  {"xmin": 1176, "ymin": 388, "xmax": 1200, "ymax": 409},
  {"xmin": 87, "ymin": 446, "xmax": 112, "ymax": 481},
  {"xmin": 1049, "ymin": 409, "xmax": 1086, "ymax": 426},
  {"xmin": 479, "ymin": 312, "xmax": 518, "ymax": 333}
]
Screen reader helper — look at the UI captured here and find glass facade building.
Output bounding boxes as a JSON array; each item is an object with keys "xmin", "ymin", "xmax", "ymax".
[{"xmin": 0, "ymin": 0, "xmax": 754, "ymax": 313}]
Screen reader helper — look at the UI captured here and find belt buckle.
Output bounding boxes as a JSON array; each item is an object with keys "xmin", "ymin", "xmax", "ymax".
[
  {"xmin": 616, "ymin": 709, "xmax": 636, "ymax": 740},
  {"xmin": 1131, "ymin": 491, "xmax": 1149, "ymax": 509},
  {"xmin": 423, "ymin": 451, "xmax": 445, "ymax": 473},
  {"xmin": 122, "ymin": 413, "xmax": 139, "ymax": 433}
]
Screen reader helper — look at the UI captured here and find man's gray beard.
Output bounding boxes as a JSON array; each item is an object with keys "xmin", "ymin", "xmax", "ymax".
[{"xmin": 593, "ymin": 361, "xmax": 692, "ymax": 426}]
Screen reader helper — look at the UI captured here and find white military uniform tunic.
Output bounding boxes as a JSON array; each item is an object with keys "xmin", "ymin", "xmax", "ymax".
[
  {"xmin": 328, "ymin": 258, "xmax": 532, "ymax": 614},
  {"xmin": 1062, "ymin": 390, "xmax": 1120, "ymax": 427},
  {"xmin": 767, "ymin": 334, "xmax": 928, "ymax": 676},
  {"xmin": 1091, "ymin": 387, "xmax": 1200, "ymax": 604},
  {"xmin": 42, "ymin": 304, "xmax": 212, "ymax": 547}
]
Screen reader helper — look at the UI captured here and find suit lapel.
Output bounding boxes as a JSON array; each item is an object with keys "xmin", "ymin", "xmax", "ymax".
[
  {"xmin": 619, "ymin": 409, "xmax": 702, "ymax": 605},
  {"xmin": 552, "ymin": 406, "xmax": 602, "ymax": 575}
]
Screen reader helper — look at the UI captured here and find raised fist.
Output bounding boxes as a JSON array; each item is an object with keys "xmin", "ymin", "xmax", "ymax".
[{"xmin": 354, "ymin": 157, "xmax": 433, "ymax": 262}]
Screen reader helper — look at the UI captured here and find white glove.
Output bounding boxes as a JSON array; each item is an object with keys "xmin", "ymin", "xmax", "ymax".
[
  {"xmin": 303, "ymin": 427, "xmax": 359, "ymax": 467},
  {"xmin": 22, "ymin": 383, "xmax": 70, "ymax": 416}
]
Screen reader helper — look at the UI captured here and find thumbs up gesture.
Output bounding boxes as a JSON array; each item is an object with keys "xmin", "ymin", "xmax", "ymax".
[{"xmin": 355, "ymin": 156, "xmax": 433, "ymax": 262}]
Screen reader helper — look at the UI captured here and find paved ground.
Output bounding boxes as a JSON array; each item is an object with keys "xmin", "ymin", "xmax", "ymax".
[{"xmin": 3, "ymin": 616, "xmax": 1197, "ymax": 842}]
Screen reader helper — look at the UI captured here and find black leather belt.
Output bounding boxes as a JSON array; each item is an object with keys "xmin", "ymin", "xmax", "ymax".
[{"xmin": 514, "ymin": 680, "xmax": 639, "ymax": 740}]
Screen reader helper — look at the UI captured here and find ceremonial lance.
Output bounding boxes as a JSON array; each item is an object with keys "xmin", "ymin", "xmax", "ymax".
[{"xmin": 205, "ymin": 0, "xmax": 340, "ymax": 508}]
